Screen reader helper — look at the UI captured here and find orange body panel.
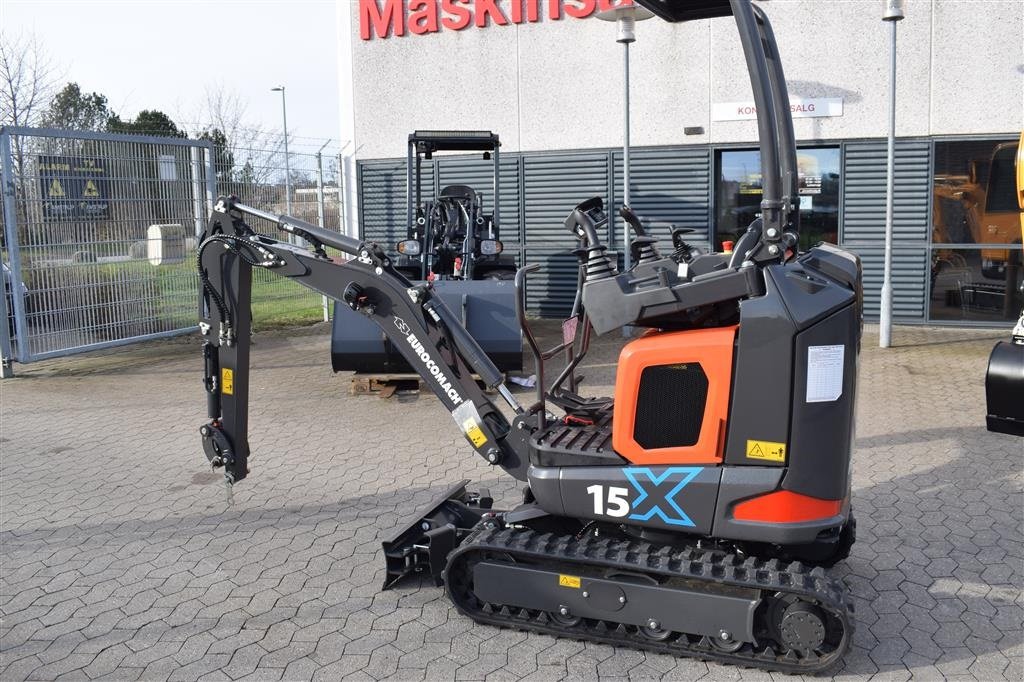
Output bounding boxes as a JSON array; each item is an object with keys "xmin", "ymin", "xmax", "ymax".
[
  {"xmin": 732, "ymin": 490, "xmax": 843, "ymax": 524},
  {"xmin": 612, "ymin": 325, "xmax": 737, "ymax": 465}
]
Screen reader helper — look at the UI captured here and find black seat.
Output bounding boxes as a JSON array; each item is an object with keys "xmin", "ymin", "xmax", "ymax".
[{"xmin": 439, "ymin": 184, "xmax": 478, "ymax": 202}]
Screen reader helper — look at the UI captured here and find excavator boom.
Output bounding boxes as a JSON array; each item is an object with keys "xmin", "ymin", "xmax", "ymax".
[{"xmin": 197, "ymin": 196, "xmax": 530, "ymax": 485}]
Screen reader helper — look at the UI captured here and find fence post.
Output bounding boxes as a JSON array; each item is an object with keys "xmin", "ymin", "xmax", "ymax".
[
  {"xmin": 316, "ymin": 150, "xmax": 329, "ymax": 321},
  {"xmin": 203, "ymin": 141, "xmax": 216, "ymax": 214},
  {"xmin": 337, "ymin": 152, "xmax": 347, "ymax": 239},
  {"xmin": 190, "ymin": 146, "xmax": 205, "ymax": 239},
  {"xmin": 0, "ymin": 130, "xmax": 29, "ymax": 367}
]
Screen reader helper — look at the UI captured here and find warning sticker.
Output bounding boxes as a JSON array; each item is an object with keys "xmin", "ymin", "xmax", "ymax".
[
  {"xmin": 558, "ymin": 574, "xmax": 581, "ymax": 589},
  {"xmin": 807, "ymin": 344, "xmax": 845, "ymax": 403},
  {"xmin": 221, "ymin": 368, "xmax": 234, "ymax": 396},
  {"xmin": 48, "ymin": 178, "xmax": 66, "ymax": 197},
  {"xmin": 82, "ymin": 179, "xmax": 100, "ymax": 197},
  {"xmin": 746, "ymin": 439, "xmax": 786, "ymax": 462},
  {"xmin": 462, "ymin": 418, "xmax": 487, "ymax": 447}
]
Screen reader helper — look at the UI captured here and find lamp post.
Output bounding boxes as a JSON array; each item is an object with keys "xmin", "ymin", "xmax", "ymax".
[
  {"xmin": 596, "ymin": 3, "xmax": 654, "ymax": 275},
  {"xmin": 879, "ymin": 1, "xmax": 904, "ymax": 348},
  {"xmin": 270, "ymin": 86, "xmax": 292, "ymax": 218}
]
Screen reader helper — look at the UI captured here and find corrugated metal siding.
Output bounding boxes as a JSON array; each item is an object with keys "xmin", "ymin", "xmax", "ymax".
[
  {"xmin": 522, "ymin": 153, "xmax": 610, "ymax": 314},
  {"xmin": 359, "ymin": 139, "xmax": 936, "ymax": 321},
  {"xmin": 841, "ymin": 139, "xmax": 931, "ymax": 322},
  {"xmin": 357, "ymin": 159, "xmax": 434, "ymax": 245},
  {"xmin": 842, "ymin": 140, "xmax": 931, "ymax": 243},
  {"xmin": 854, "ymin": 246, "xmax": 930, "ymax": 320},
  {"xmin": 611, "ymin": 147, "xmax": 713, "ymax": 253}
]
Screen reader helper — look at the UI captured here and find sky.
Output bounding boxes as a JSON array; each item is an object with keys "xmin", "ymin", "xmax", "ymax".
[{"xmin": 3, "ymin": 0, "xmax": 341, "ymax": 152}]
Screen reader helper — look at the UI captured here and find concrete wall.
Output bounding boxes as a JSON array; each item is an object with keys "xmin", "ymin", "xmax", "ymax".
[{"xmin": 341, "ymin": 1, "xmax": 1023, "ymax": 159}]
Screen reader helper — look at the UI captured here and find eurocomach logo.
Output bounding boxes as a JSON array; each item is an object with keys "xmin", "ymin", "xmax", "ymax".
[{"xmin": 359, "ymin": 0, "xmax": 637, "ymax": 41}]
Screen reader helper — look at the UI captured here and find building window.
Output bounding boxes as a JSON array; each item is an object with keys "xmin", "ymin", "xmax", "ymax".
[
  {"xmin": 931, "ymin": 139, "xmax": 1020, "ymax": 323},
  {"xmin": 714, "ymin": 146, "xmax": 840, "ymax": 251}
]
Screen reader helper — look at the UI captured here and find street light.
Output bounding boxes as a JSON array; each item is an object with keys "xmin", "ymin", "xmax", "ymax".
[
  {"xmin": 270, "ymin": 86, "xmax": 291, "ymax": 218},
  {"xmin": 596, "ymin": 3, "xmax": 654, "ymax": 276},
  {"xmin": 879, "ymin": 0, "xmax": 904, "ymax": 348}
]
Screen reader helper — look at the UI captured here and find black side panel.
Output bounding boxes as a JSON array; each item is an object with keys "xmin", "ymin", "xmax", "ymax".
[
  {"xmin": 527, "ymin": 465, "xmax": 722, "ymax": 535},
  {"xmin": 724, "ymin": 268, "xmax": 794, "ymax": 465},
  {"xmin": 782, "ymin": 305, "xmax": 859, "ymax": 500}
]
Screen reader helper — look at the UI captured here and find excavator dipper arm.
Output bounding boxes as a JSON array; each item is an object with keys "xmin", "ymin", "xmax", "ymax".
[{"xmin": 197, "ymin": 196, "xmax": 529, "ymax": 486}]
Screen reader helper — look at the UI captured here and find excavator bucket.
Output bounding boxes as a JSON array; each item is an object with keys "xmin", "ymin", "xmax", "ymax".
[
  {"xmin": 986, "ymin": 339, "xmax": 1024, "ymax": 436},
  {"xmin": 331, "ymin": 279, "xmax": 522, "ymax": 373}
]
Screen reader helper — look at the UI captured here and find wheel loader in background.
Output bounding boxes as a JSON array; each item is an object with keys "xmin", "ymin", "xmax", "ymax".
[
  {"xmin": 984, "ymin": 131, "xmax": 1024, "ymax": 437},
  {"xmin": 196, "ymin": 0, "xmax": 860, "ymax": 673},
  {"xmin": 329, "ymin": 131, "xmax": 521, "ymax": 375}
]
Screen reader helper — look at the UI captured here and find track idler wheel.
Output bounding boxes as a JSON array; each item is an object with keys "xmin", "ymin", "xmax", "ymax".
[{"xmin": 778, "ymin": 601, "xmax": 827, "ymax": 654}]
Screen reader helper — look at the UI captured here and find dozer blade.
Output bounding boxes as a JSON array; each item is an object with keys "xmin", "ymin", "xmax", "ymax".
[
  {"xmin": 380, "ymin": 480, "xmax": 489, "ymax": 590},
  {"xmin": 986, "ymin": 340, "xmax": 1024, "ymax": 436}
]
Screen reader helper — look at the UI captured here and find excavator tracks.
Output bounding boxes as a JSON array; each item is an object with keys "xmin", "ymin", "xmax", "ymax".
[{"xmin": 444, "ymin": 525, "xmax": 853, "ymax": 675}]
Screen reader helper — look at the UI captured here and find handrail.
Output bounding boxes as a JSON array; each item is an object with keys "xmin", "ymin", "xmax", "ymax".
[{"xmin": 514, "ymin": 263, "xmax": 546, "ymax": 431}]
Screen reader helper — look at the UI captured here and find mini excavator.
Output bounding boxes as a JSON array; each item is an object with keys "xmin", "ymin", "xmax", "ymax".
[{"xmin": 196, "ymin": 1, "xmax": 861, "ymax": 672}]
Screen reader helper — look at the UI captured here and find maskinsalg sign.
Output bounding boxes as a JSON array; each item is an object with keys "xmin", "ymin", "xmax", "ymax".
[
  {"xmin": 359, "ymin": 0, "xmax": 636, "ymax": 40},
  {"xmin": 712, "ymin": 98, "xmax": 845, "ymax": 121}
]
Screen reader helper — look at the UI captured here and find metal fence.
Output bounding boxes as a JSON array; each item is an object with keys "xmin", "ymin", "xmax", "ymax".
[{"xmin": 0, "ymin": 126, "xmax": 344, "ymax": 377}]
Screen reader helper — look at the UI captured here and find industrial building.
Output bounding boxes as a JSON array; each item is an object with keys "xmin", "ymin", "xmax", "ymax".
[{"xmin": 336, "ymin": 0, "xmax": 1023, "ymax": 324}]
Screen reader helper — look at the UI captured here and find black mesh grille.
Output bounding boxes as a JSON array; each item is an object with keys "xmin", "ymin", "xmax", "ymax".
[{"xmin": 633, "ymin": 363, "xmax": 708, "ymax": 449}]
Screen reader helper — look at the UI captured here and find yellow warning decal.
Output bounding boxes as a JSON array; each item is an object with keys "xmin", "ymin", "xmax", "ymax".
[
  {"xmin": 221, "ymin": 368, "xmax": 234, "ymax": 396},
  {"xmin": 83, "ymin": 179, "xmax": 100, "ymax": 197},
  {"xmin": 558, "ymin": 574, "xmax": 581, "ymax": 589},
  {"xmin": 48, "ymin": 179, "xmax": 65, "ymax": 197},
  {"xmin": 462, "ymin": 418, "xmax": 487, "ymax": 447},
  {"xmin": 746, "ymin": 439, "xmax": 786, "ymax": 462}
]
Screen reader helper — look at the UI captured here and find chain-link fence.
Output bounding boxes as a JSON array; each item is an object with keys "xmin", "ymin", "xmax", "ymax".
[
  {"xmin": 213, "ymin": 140, "xmax": 343, "ymax": 327},
  {"xmin": 0, "ymin": 126, "xmax": 344, "ymax": 376}
]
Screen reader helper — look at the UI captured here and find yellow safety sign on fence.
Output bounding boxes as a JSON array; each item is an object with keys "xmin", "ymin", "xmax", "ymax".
[
  {"xmin": 48, "ymin": 178, "xmax": 65, "ymax": 198},
  {"xmin": 83, "ymin": 179, "xmax": 100, "ymax": 197}
]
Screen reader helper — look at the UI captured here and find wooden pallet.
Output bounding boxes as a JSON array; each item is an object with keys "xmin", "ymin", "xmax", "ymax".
[{"xmin": 350, "ymin": 372, "xmax": 492, "ymax": 398}]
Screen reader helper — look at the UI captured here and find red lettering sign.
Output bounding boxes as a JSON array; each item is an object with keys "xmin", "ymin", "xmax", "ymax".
[
  {"xmin": 360, "ymin": 0, "xmax": 405, "ymax": 39},
  {"xmin": 565, "ymin": 0, "xmax": 596, "ymax": 19},
  {"xmin": 475, "ymin": 0, "xmax": 509, "ymax": 27},
  {"xmin": 441, "ymin": 0, "xmax": 473, "ymax": 30},
  {"xmin": 409, "ymin": 0, "xmax": 440, "ymax": 35},
  {"xmin": 359, "ymin": 0, "xmax": 637, "ymax": 40}
]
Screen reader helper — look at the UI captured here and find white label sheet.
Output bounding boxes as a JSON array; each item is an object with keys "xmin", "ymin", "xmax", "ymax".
[{"xmin": 806, "ymin": 344, "xmax": 845, "ymax": 403}]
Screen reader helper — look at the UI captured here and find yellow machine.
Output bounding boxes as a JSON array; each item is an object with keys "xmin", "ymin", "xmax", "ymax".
[{"xmin": 984, "ymin": 132, "xmax": 1024, "ymax": 436}]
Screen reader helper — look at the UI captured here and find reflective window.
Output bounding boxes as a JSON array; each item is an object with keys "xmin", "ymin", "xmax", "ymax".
[
  {"xmin": 930, "ymin": 248, "xmax": 1023, "ymax": 323},
  {"xmin": 933, "ymin": 139, "xmax": 1019, "ymax": 246},
  {"xmin": 931, "ymin": 139, "xmax": 1020, "ymax": 322},
  {"xmin": 715, "ymin": 147, "xmax": 840, "ymax": 251}
]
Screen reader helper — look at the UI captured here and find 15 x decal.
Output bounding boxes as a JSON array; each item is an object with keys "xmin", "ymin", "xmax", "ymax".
[{"xmin": 586, "ymin": 467, "xmax": 703, "ymax": 528}]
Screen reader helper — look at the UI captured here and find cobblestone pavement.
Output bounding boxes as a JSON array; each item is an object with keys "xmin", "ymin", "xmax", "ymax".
[{"xmin": 1, "ymin": 322, "xmax": 1021, "ymax": 681}]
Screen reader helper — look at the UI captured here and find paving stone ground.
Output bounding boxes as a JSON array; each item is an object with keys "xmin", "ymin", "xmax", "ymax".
[{"xmin": 1, "ymin": 321, "xmax": 1021, "ymax": 681}]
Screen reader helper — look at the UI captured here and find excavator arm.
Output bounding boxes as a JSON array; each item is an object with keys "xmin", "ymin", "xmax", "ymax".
[{"xmin": 197, "ymin": 196, "xmax": 530, "ymax": 485}]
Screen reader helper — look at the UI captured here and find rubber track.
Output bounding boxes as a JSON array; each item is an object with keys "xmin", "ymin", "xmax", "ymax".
[{"xmin": 444, "ymin": 526, "xmax": 853, "ymax": 675}]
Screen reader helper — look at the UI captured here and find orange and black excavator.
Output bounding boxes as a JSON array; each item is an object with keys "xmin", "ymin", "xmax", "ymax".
[
  {"xmin": 196, "ymin": 1, "xmax": 861, "ymax": 673},
  {"xmin": 984, "ymin": 131, "xmax": 1024, "ymax": 436}
]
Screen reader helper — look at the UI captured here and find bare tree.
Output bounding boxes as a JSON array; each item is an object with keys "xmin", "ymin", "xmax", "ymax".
[
  {"xmin": 184, "ymin": 84, "xmax": 287, "ymax": 195},
  {"xmin": 0, "ymin": 29, "xmax": 62, "ymax": 186},
  {"xmin": 0, "ymin": 30, "xmax": 59, "ymax": 128}
]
